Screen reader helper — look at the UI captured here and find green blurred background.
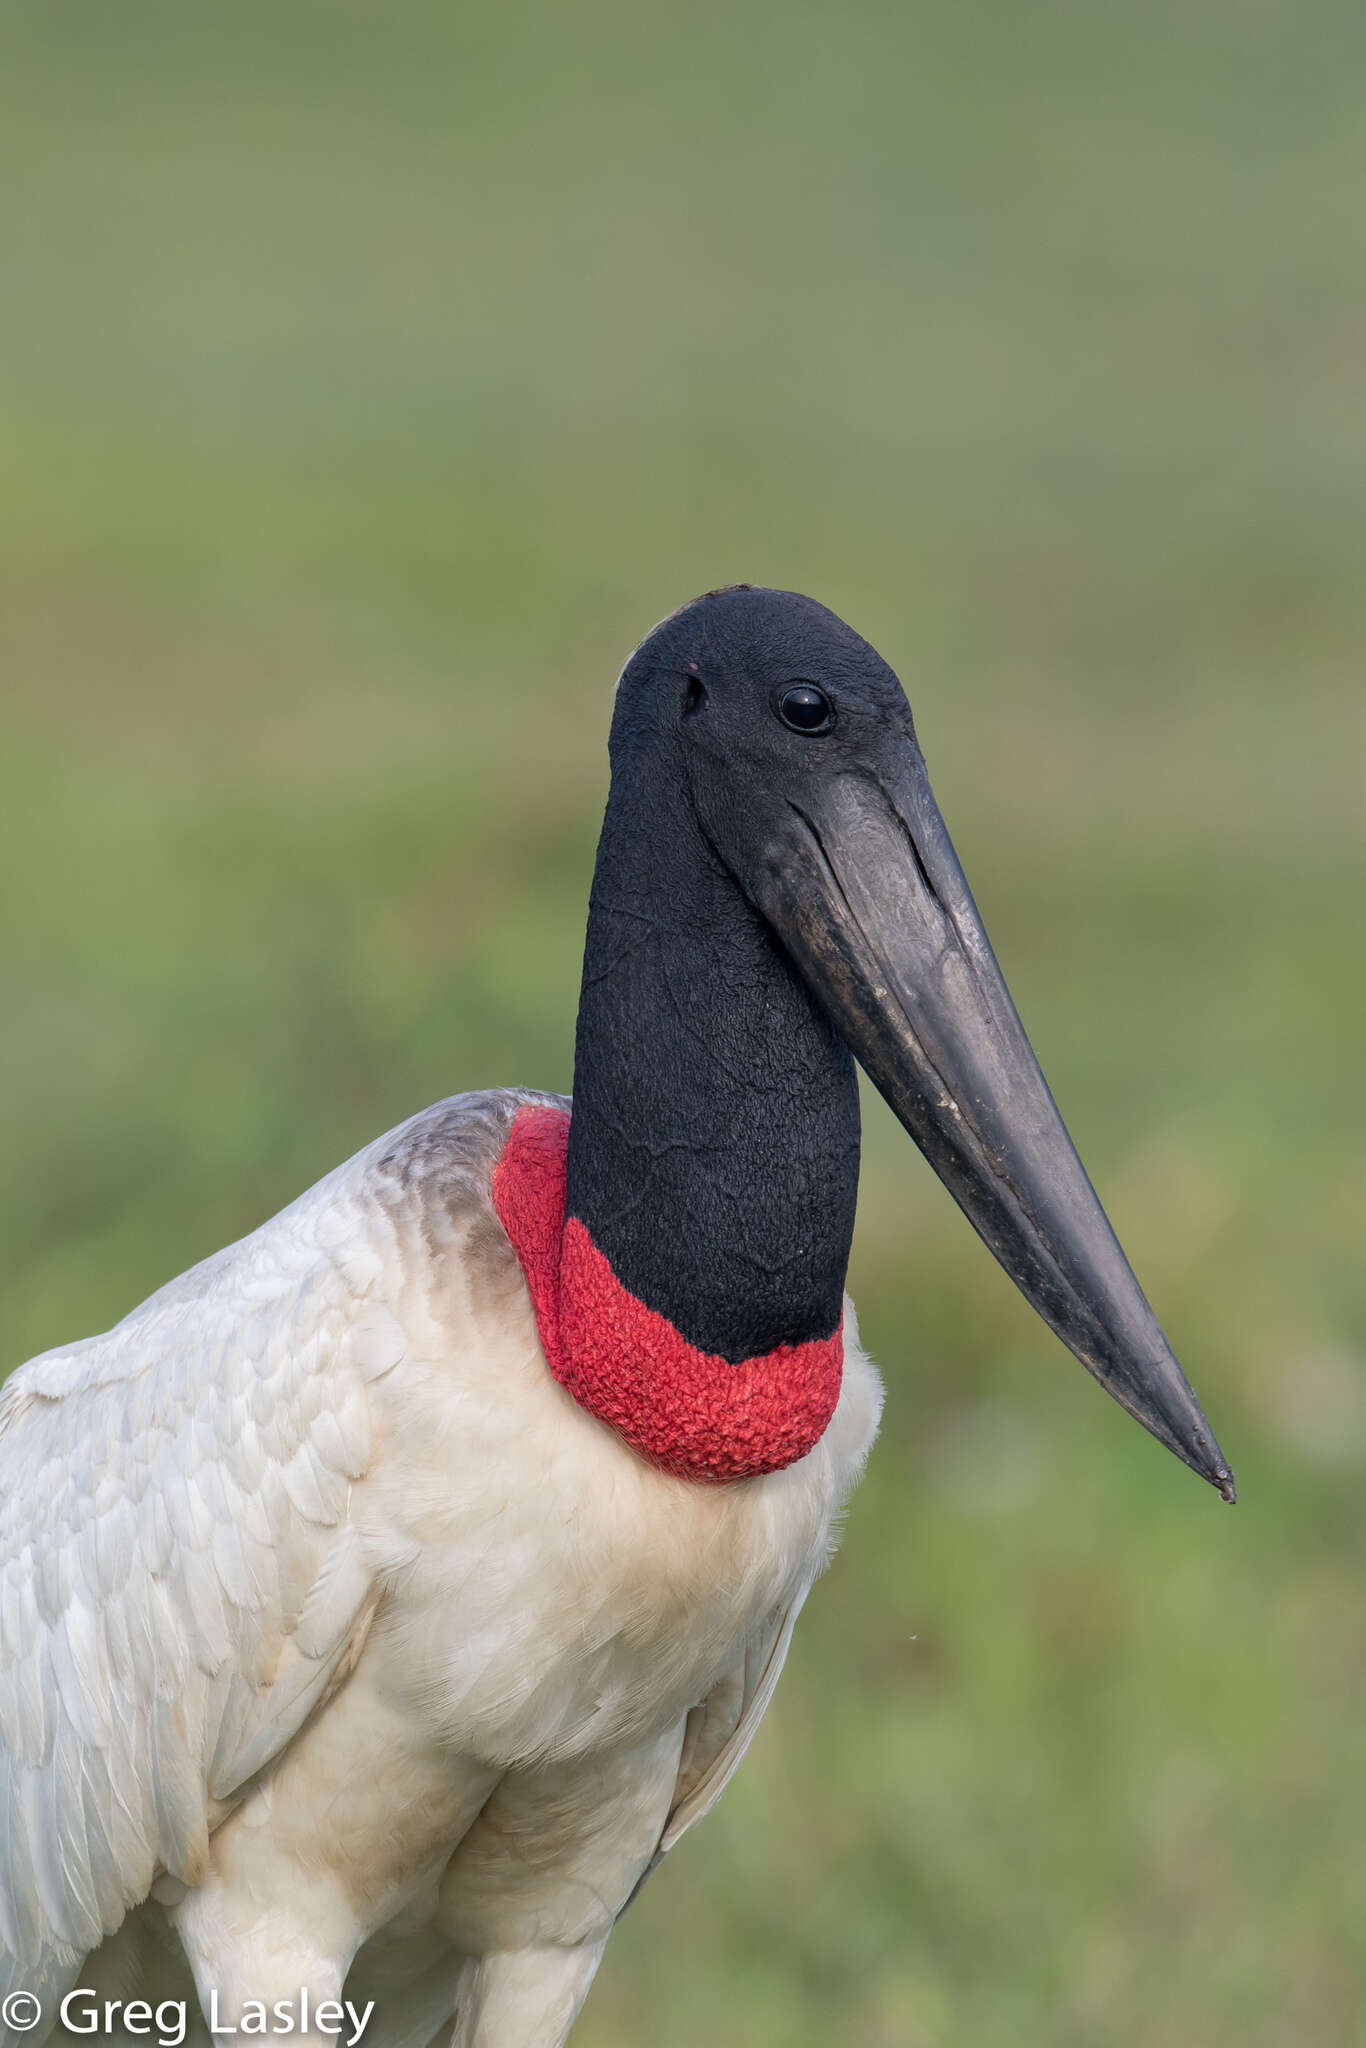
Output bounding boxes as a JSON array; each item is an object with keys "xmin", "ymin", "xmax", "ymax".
[{"xmin": 3, "ymin": 3, "xmax": 1364, "ymax": 2041}]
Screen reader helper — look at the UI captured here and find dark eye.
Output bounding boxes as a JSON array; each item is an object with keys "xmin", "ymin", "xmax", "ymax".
[{"xmin": 776, "ymin": 683, "xmax": 835, "ymax": 735}]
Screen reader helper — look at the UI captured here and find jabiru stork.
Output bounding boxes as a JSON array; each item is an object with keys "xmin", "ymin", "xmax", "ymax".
[{"xmin": 0, "ymin": 587, "xmax": 1233, "ymax": 2048}]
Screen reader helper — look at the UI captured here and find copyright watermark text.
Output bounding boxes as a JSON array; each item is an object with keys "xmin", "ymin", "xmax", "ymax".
[{"xmin": 1, "ymin": 1989, "xmax": 375, "ymax": 2045}]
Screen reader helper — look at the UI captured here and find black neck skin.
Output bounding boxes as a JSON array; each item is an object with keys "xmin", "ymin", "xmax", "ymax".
[{"xmin": 565, "ymin": 735, "xmax": 861, "ymax": 1362}]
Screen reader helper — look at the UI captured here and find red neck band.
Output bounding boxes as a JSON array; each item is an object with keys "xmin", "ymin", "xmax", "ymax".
[{"xmin": 492, "ymin": 1104, "xmax": 843, "ymax": 1482}]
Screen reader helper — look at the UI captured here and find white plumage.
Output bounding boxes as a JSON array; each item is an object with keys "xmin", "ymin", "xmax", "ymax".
[{"xmin": 0, "ymin": 1091, "xmax": 881, "ymax": 2047}]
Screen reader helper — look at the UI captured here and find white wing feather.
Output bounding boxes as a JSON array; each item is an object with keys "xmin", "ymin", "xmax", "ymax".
[
  {"xmin": 0, "ymin": 1143, "xmax": 398, "ymax": 1998},
  {"xmin": 618, "ymin": 1590, "xmax": 808, "ymax": 1925},
  {"xmin": 659, "ymin": 1592, "xmax": 807, "ymax": 1852}
]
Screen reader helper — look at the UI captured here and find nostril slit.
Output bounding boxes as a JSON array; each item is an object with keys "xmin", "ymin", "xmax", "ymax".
[
  {"xmin": 683, "ymin": 676, "xmax": 707, "ymax": 718},
  {"xmin": 906, "ymin": 826, "xmax": 939, "ymax": 904}
]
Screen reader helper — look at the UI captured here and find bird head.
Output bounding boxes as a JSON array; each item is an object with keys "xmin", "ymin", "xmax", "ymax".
[{"xmin": 611, "ymin": 584, "xmax": 1234, "ymax": 1500}]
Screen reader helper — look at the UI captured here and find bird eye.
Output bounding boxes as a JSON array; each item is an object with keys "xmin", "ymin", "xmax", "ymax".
[{"xmin": 776, "ymin": 683, "xmax": 834, "ymax": 735}]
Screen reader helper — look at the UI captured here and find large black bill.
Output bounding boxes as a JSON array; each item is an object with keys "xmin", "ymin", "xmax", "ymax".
[{"xmin": 753, "ymin": 745, "xmax": 1235, "ymax": 1501}]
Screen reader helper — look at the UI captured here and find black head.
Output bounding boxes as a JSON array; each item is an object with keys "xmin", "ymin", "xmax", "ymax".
[
  {"xmin": 613, "ymin": 586, "xmax": 918, "ymax": 877},
  {"xmin": 595, "ymin": 584, "xmax": 1235, "ymax": 1500}
]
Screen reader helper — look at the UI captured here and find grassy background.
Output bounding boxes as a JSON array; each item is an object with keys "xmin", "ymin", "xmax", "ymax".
[{"xmin": 3, "ymin": 2, "xmax": 1364, "ymax": 2040}]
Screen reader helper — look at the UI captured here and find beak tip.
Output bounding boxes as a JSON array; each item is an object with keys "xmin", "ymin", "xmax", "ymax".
[{"xmin": 1184, "ymin": 1420, "xmax": 1236, "ymax": 1503}]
